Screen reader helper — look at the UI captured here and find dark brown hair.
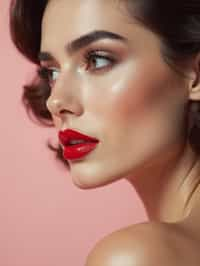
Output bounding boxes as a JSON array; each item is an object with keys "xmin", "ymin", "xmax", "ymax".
[{"xmin": 9, "ymin": 0, "xmax": 200, "ymax": 168}]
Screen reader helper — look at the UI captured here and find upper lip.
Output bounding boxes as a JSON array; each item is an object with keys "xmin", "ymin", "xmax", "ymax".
[{"xmin": 58, "ymin": 129, "xmax": 100, "ymax": 146}]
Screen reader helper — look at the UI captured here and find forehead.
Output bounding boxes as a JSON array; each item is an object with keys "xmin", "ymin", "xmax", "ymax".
[
  {"xmin": 40, "ymin": 0, "xmax": 163, "ymax": 62},
  {"xmin": 41, "ymin": 0, "xmax": 135, "ymax": 49}
]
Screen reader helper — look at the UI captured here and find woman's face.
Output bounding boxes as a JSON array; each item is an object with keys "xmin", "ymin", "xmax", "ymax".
[{"xmin": 40, "ymin": 0, "xmax": 189, "ymax": 188}]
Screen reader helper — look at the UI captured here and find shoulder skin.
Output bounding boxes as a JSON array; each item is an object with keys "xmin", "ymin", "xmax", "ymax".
[{"xmin": 84, "ymin": 221, "xmax": 199, "ymax": 266}]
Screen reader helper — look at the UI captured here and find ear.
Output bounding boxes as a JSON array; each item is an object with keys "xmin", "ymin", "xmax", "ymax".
[{"xmin": 188, "ymin": 53, "xmax": 200, "ymax": 101}]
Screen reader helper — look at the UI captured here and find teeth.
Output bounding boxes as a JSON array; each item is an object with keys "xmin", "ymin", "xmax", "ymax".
[{"xmin": 69, "ymin": 140, "xmax": 86, "ymax": 145}]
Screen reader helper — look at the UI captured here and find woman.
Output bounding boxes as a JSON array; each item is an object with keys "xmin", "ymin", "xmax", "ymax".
[{"xmin": 9, "ymin": 0, "xmax": 200, "ymax": 265}]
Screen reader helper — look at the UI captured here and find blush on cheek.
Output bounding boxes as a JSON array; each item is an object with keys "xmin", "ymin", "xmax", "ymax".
[
  {"xmin": 109, "ymin": 81, "xmax": 157, "ymax": 121},
  {"xmin": 112, "ymin": 68, "xmax": 175, "ymax": 122}
]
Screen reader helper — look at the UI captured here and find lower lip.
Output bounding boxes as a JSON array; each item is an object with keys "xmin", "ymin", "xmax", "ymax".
[{"xmin": 62, "ymin": 142, "xmax": 99, "ymax": 160}]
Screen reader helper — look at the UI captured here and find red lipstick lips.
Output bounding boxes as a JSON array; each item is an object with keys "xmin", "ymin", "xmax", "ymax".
[{"xmin": 58, "ymin": 129, "xmax": 100, "ymax": 160}]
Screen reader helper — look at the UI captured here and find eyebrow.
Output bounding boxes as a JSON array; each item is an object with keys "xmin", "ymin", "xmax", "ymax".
[{"xmin": 38, "ymin": 30, "xmax": 128, "ymax": 62}]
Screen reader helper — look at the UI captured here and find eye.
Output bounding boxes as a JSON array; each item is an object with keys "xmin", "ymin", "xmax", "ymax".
[
  {"xmin": 38, "ymin": 67, "xmax": 60, "ymax": 87},
  {"xmin": 84, "ymin": 50, "xmax": 117, "ymax": 73}
]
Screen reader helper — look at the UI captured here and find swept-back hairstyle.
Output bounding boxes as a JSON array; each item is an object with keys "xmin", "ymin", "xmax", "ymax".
[{"xmin": 9, "ymin": 0, "xmax": 200, "ymax": 167}]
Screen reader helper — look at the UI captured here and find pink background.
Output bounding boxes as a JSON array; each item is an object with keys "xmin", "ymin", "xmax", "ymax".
[{"xmin": 0, "ymin": 1, "xmax": 147, "ymax": 265}]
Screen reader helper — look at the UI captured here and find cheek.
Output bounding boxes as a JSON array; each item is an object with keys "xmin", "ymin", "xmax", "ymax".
[
  {"xmin": 92, "ymin": 64, "xmax": 172, "ymax": 124},
  {"xmin": 84, "ymin": 60, "xmax": 186, "ymax": 152}
]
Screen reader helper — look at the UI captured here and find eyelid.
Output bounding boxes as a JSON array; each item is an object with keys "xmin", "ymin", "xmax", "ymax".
[
  {"xmin": 37, "ymin": 66, "xmax": 60, "ymax": 88},
  {"xmin": 39, "ymin": 46, "xmax": 118, "ymax": 68},
  {"xmin": 38, "ymin": 66, "xmax": 60, "ymax": 75},
  {"xmin": 84, "ymin": 47, "xmax": 117, "ymax": 60},
  {"xmin": 83, "ymin": 48, "xmax": 118, "ymax": 71},
  {"xmin": 39, "ymin": 48, "xmax": 118, "ymax": 75}
]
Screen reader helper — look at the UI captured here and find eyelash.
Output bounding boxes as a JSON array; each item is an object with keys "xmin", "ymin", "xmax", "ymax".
[
  {"xmin": 84, "ymin": 50, "xmax": 117, "ymax": 72},
  {"xmin": 37, "ymin": 50, "xmax": 117, "ymax": 87}
]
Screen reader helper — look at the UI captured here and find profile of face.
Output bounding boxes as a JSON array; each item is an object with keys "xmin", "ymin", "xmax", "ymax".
[{"xmin": 40, "ymin": 0, "xmax": 190, "ymax": 189}]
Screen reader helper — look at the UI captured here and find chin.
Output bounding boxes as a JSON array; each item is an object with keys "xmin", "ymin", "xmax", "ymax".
[
  {"xmin": 71, "ymin": 174, "xmax": 100, "ymax": 189},
  {"xmin": 70, "ymin": 171, "xmax": 122, "ymax": 190},
  {"xmin": 70, "ymin": 174, "xmax": 91, "ymax": 189},
  {"xmin": 71, "ymin": 177, "xmax": 101, "ymax": 189}
]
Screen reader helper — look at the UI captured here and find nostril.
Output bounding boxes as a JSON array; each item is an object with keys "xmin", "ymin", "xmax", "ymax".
[
  {"xmin": 60, "ymin": 109, "xmax": 68, "ymax": 114},
  {"xmin": 46, "ymin": 97, "xmax": 83, "ymax": 117}
]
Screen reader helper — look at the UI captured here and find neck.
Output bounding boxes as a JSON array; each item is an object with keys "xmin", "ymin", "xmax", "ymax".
[{"xmin": 126, "ymin": 140, "xmax": 200, "ymax": 224}]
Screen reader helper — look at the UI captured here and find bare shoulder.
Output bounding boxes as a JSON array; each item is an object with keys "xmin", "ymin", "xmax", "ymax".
[{"xmin": 85, "ymin": 221, "xmax": 200, "ymax": 266}]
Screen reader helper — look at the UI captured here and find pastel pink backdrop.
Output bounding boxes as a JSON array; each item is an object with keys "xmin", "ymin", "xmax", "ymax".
[{"xmin": 0, "ymin": 1, "xmax": 147, "ymax": 266}]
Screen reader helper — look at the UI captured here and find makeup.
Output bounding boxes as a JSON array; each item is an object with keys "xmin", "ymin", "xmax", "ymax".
[
  {"xmin": 58, "ymin": 129, "xmax": 100, "ymax": 160},
  {"xmin": 62, "ymin": 142, "xmax": 99, "ymax": 160}
]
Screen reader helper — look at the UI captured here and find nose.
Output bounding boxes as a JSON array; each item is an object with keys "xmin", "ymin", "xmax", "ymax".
[
  {"xmin": 46, "ymin": 74, "xmax": 83, "ymax": 118},
  {"xmin": 46, "ymin": 94, "xmax": 83, "ymax": 119}
]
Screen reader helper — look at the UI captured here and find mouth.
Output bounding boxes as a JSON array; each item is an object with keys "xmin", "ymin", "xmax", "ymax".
[
  {"xmin": 58, "ymin": 129, "xmax": 100, "ymax": 147},
  {"xmin": 58, "ymin": 129, "xmax": 100, "ymax": 160}
]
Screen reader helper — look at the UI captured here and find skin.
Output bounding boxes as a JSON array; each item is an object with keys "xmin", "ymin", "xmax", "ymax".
[{"xmin": 40, "ymin": 0, "xmax": 200, "ymax": 264}]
